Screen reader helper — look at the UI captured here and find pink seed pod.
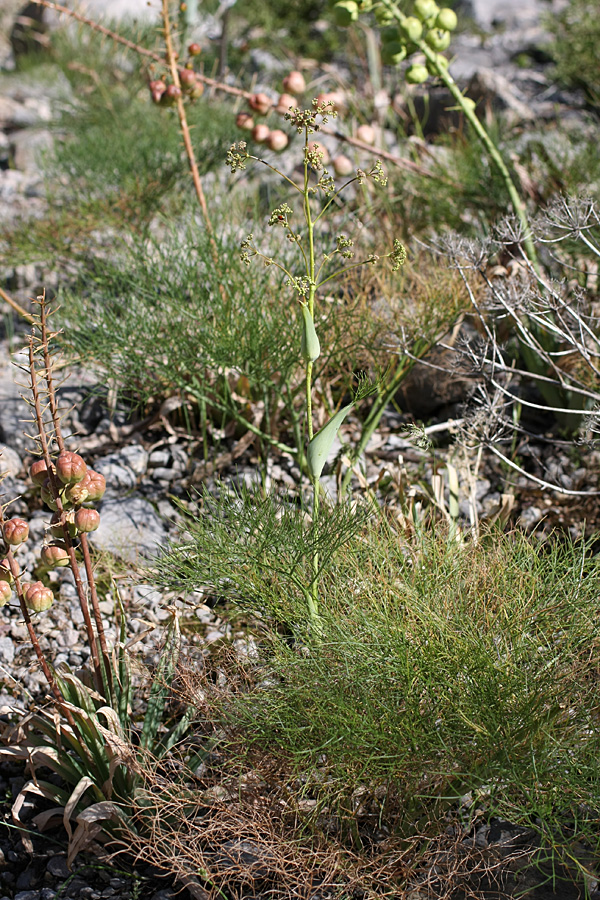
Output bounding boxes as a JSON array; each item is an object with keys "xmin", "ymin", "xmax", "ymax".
[
  {"xmin": 63, "ymin": 483, "xmax": 90, "ymax": 507},
  {"xmin": 188, "ymin": 42, "xmax": 201, "ymax": 57},
  {"xmin": 162, "ymin": 84, "xmax": 182, "ymax": 105},
  {"xmin": 0, "ymin": 580, "xmax": 11, "ymax": 607},
  {"xmin": 236, "ymin": 112, "xmax": 254, "ymax": 131},
  {"xmin": 189, "ymin": 82, "xmax": 204, "ymax": 99},
  {"xmin": 2, "ymin": 518, "xmax": 29, "ymax": 546},
  {"xmin": 316, "ymin": 90, "xmax": 346, "ymax": 114},
  {"xmin": 282, "ymin": 70, "xmax": 306, "ymax": 95},
  {"xmin": 0, "ymin": 559, "xmax": 12, "ymax": 582},
  {"xmin": 251, "ymin": 124, "xmax": 271, "ymax": 144},
  {"xmin": 74, "ymin": 508, "xmax": 100, "ymax": 534},
  {"xmin": 56, "ymin": 451, "xmax": 87, "ymax": 486},
  {"xmin": 179, "ymin": 68, "xmax": 197, "ymax": 91},
  {"xmin": 49, "ymin": 510, "xmax": 78, "ymax": 540},
  {"xmin": 333, "ymin": 154, "xmax": 354, "ymax": 176},
  {"xmin": 356, "ymin": 123, "xmax": 376, "ymax": 145},
  {"xmin": 41, "ymin": 543, "xmax": 70, "ymax": 569},
  {"xmin": 276, "ymin": 93, "xmax": 299, "ymax": 114},
  {"xmin": 30, "ymin": 458, "xmax": 51, "ymax": 485},
  {"xmin": 79, "ymin": 469, "xmax": 106, "ymax": 503},
  {"xmin": 40, "ymin": 479, "xmax": 59, "ymax": 511},
  {"xmin": 248, "ymin": 92, "xmax": 272, "ymax": 116},
  {"xmin": 24, "ymin": 581, "xmax": 54, "ymax": 613},
  {"xmin": 149, "ymin": 79, "xmax": 166, "ymax": 104},
  {"xmin": 267, "ymin": 130, "xmax": 289, "ymax": 151}
]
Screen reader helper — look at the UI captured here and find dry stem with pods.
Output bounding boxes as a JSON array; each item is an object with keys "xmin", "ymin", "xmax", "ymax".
[{"xmin": 0, "ymin": 295, "xmax": 191, "ymax": 864}]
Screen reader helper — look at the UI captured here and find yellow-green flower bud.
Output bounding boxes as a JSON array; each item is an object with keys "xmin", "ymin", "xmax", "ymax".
[
  {"xmin": 381, "ymin": 41, "xmax": 407, "ymax": 65},
  {"xmin": 375, "ymin": 6, "xmax": 394, "ymax": 24},
  {"xmin": 399, "ymin": 16, "xmax": 423, "ymax": 41},
  {"xmin": 425, "ymin": 27, "xmax": 451, "ymax": 51},
  {"xmin": 405, "ymin": 63, "xmax": 429, "ymax": 84},
  {"xmin": 413, "ymin": 0, "xmax": 439, "ymax": 22},
  {"xmin": 436, "ymin": 7, "xmax": 457, "ymax": 31},
  {"xmin": 333, "ymin": 0, "xmax": 359, "ymax": 26}
]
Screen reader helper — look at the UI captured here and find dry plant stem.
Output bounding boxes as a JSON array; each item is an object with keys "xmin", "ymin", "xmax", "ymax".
[
  {"xmin": 0, "ymin": 286, "xmax": 35, "ymax": 324},
  {"xmin": 39, "ymin": 300, "xmax": 64, "ymax": 455},
  {"xmin": 3, "ymin": 545, "xmax": 78, "ymax": 729},
  {"xmin": 27, "ymin": 337, "xmax": 103, "ymax": 690},
  {"xmin": 161, "ymin": 0, "xmax": 218, "ymax": 256},
  {"xmin": 38, "ymin": 301, "xmax": 112, "ymax": 682}
]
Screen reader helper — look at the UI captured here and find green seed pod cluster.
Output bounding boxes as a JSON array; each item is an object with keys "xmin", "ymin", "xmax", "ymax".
[{"xmin": 376, "ymin": 1, "xmax": 458, "ymax": 83}]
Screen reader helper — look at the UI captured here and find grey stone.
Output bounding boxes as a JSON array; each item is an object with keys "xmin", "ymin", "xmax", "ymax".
[
  {"xmin": 152, "ymin": 466, "xmax": 178, "ymax": 482},
  {"xmin": 0, "ymin": 637, "xmax": 15, "ymax": 665},
  {"xmin": 113, "ymin": 443, "xmax": 148, "ymax": 475},
  {"xmin": 93, "ymin": 461, "xmax": 136, "ymax": 491},
  {"xmin": 14, "ymin": 891, "xmax": 41, "ymax": 900},
  {"xmin": 148, "ymin": 449, "xmax": 170, "ymax": 467},
  {"xmin": 0, "ymin": 445, "xmax": 22, "ymax": 478},
  {"xmin": 0, "ymin": 347, "xmax": 28, "ymax": 452},
  {"xmin": 11, "ymin": 128, "xmax": 53, "ymax": 173},
  {"xmin": 91, "ymin": 493, "xmax": 167, "ymax": 562}
]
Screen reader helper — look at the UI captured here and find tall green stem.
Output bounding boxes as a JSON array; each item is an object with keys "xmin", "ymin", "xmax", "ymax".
[
  {"xmin": 381, "ymin": 0, "xmax": 537, "ymax": 267},
  {"xmin": 303, "ymin": 129, "xmax": 321, "ymax": 627}
]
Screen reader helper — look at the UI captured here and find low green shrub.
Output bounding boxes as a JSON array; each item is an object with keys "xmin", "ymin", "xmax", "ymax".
[{"xmin": 159, "ymin": 497, "xmax": 600, "ymax": 863}]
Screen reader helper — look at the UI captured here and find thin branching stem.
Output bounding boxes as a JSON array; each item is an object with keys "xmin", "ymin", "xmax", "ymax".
[{"xmin": 27, "ymin": 337, "xmax": 103, "ymax": 690}]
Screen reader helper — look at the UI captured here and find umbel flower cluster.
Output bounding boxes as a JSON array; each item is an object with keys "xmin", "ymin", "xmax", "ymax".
[{"xmin": 0, "ymin": 451, "xmax": 106, "ymax": 613}]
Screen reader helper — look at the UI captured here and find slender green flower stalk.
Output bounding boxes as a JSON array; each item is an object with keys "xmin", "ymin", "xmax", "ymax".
[{"xmin": 228, "ymin": 100, "xmax": 406, "ymax": 626}]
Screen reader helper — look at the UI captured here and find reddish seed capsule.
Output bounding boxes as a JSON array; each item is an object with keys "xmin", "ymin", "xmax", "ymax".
[
  {"xmin": 333, "ymin": 154, "xmax": 354, "ymax": 176},
  {"xmin": 40, "ymin": 479, "xmax": 59, "ymax": 511},
  {"xmin": 56, "ymin": 451, "xmax": 87, "ymax": 486},
  {"xmin": 188, "ymin": 42, "xmax": 202, "ymax": 57},
  {"xmin": 236, "ymin": 112, "xmax": 254, "ymax": 131},
  {"xmin": 41, "ymin": 543, "xmax": 70, "ymax": 568},
  {"xmin": 356, "ymin": 123, "xmax": 376, "ymax": 145},
  {"xmin": 149, "ymin": 79, "xmax": 166, "ymax": 104},
  {"xmin": 30, "ymin": 458, "xmax": 50, "ymax": 485},
  {"xmin": 249, "ymin": 92, "xmax": 272, "ymax": 116},
  {"xmin": 282, "ymin": 70, "xmax": 306, "ymax": 95},
  {"xmin": 162, "ymin": 84, "xmax": 182, "ymax": 105},
  {"xmin": 0, "ymin": 580, "xmax": 11, "ymax": 607},
  {"xmin": 74, "ymin": 508, "xmax": 101, "ymax": 534},
  {"xmin": 0, "ymin": 559, "xmax": 12, "ymax": 582},
  {"xmin": 251, "ymin": 124, "xmax": 271, "ymax": 144},
  {"xmin": 267, "ymin": 129, "xmax": 289, "ymax": 151},
  {"xmin": 23, "ymin": 581, "xmax": 54, "ymax": 613},
  {"xmin": 79, "ymin": 469, "xmax": 106, "ymax": 502},
  {"xmin": 2, "ymin": 518, "xmax": 29, "ymax": 546},
  {"xmin": 179, "ymin": 68, "xmax": 197, "ymax": 90},
  {"xmin": 276, "ymin": 93, "xmax": 299, "ymax": 114}
]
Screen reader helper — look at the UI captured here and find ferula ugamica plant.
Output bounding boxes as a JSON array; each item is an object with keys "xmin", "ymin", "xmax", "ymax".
[{"xmin": 227, "ymin": 99, "xmax": 406, "ymax": 627}]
